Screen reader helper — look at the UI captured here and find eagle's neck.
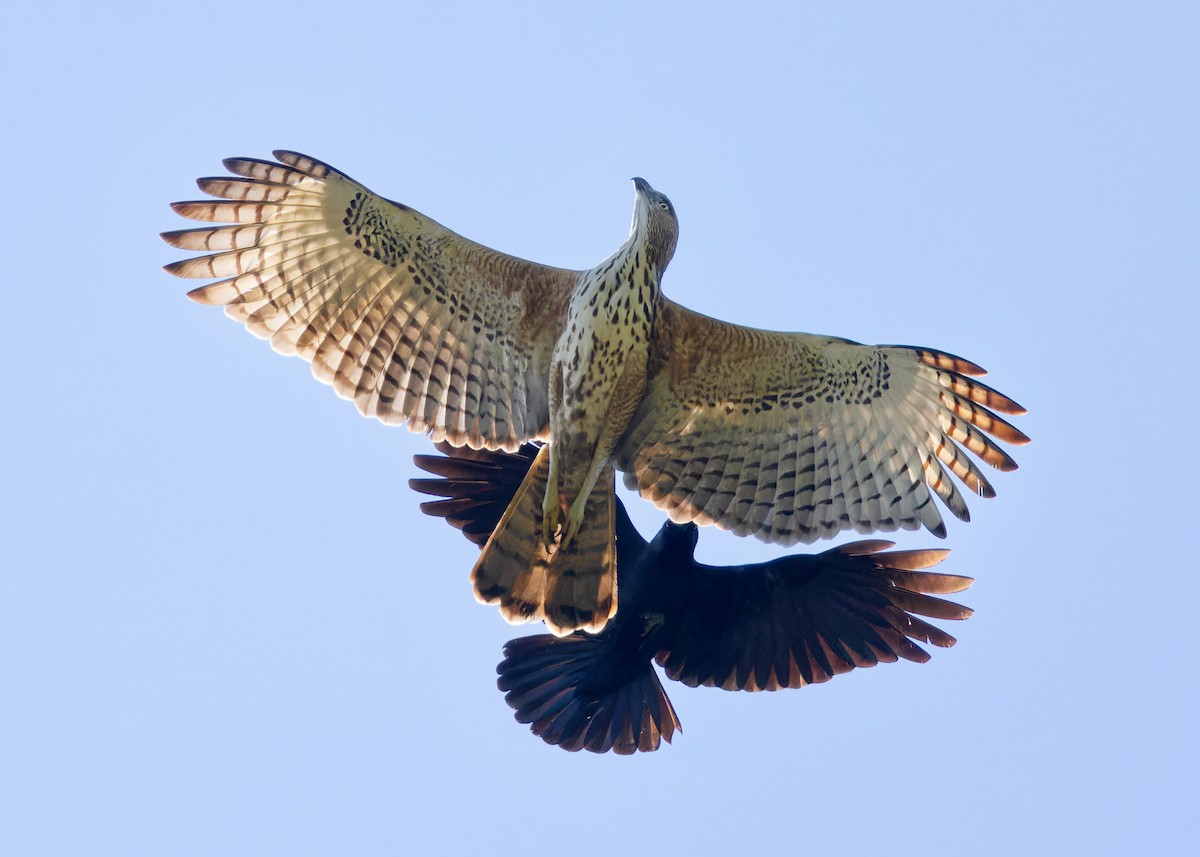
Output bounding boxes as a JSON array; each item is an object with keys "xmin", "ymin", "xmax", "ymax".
[{"xmin": 585, "ymin": 229, "xmax": 661, "ymax": 330}]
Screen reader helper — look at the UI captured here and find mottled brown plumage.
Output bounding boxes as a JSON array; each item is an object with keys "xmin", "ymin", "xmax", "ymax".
[{"xmin": 163, "ymin": 151, "xmax": 1028, "ymax": 635}]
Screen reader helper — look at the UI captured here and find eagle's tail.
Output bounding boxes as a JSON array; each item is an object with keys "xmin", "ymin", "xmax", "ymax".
[
  {"xmin": 497, "ymin": 632, "xmax": 680, "ymax": 754},
  {"xmin": 471, "ymin": 447, "xmax": 617, "ymax": 636}
]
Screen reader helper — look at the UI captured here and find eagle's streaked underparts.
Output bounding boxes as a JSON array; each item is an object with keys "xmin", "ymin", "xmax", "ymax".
[{"xmin": 163, "ymin": 151, "xmax": 1028, "ymax": 636}]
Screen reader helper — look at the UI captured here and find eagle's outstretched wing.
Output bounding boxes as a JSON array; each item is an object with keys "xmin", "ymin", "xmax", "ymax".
[
  {"xmin": 619, "ymin": 298, "xmax": 1029, "ymax": 545},
  {"xmin": 163, "ymin": 151, "xmax": 580, "ymax": 451}
]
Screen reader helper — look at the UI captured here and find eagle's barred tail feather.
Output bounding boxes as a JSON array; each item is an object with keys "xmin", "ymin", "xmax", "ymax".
[
  {"xmin": 544, "ymin": 466, "xmax": 617, "ymax": 636},
  {"xmin": 470, "ymin": 448, "xmax": 617, "ymax": 635}
]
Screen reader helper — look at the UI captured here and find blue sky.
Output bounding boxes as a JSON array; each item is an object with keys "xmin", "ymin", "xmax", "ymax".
[{"xmin": 4, "ymin": 2, "xmax": 1196, "ymax": 855}]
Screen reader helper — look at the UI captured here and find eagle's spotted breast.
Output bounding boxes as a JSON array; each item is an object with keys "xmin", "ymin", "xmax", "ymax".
[{"xmin": 552, "ymin": 247, "xmax": 661, "ymax": 503}]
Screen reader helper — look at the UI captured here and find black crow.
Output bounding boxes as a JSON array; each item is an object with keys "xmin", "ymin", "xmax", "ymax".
[{"xmin": 411, "ymin": 443, "xmax": 973, "ymax": 755}]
